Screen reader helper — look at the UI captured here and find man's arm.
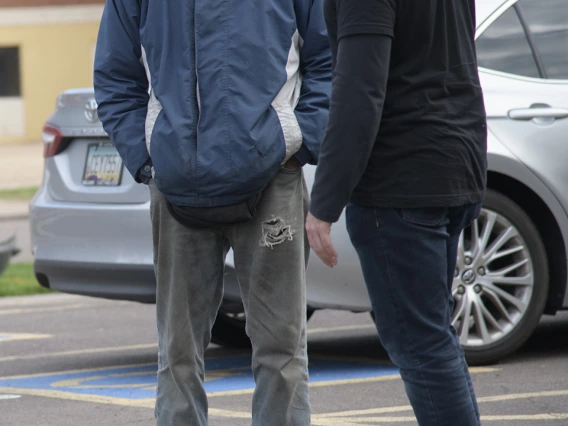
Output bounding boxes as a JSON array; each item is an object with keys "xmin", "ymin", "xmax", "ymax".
[
  {"xmin": 308, "ymin": 0, "xmax": 396, "ymax": 223},
  {"xmin": 94, "ymin": 0, "xmax": 151, "ymax": 184},
  {"xmin": 294, "ymin": 0, "xmax": 333, "ymax": 166},
  {"xmin": 309, "ymin": 34, "xmax": 392, "ymax": 223},
  {"xmin": 306, "ymin": 33, "xmax": 392, "ymax": 267}
]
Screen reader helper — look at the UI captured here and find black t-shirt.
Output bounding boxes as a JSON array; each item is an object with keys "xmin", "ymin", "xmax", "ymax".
[{"xmin": 310, "ymin": 0, "xmax": 488, "ymax": 223}]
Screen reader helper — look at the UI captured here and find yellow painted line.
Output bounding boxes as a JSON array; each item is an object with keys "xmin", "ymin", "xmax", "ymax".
[
  {"xmin": 0, "ymin": 304, "xmax": 93, "ymax": 316},
  {"xmin": 207, "ymin": 365, "xmax": 497, "ymax": 398},
  {"xmin": 0, "ymin": 388, "xmax": 251, "ymax": 418},
  {"xmin": 0, "ymin": 333, "xmax": 53, "ymax": 343},
  {"xmin": 208, "ymin": 375, "xmax": 402, "ymax": 398},
  {"xmin": 478, "ymin": 389, "xmax": 568, "ymax": 403},
  {"xmin": 309, "ymin": 375, "xmax": 401, "ymax": 389},
  {"xmin": 312, "ymin": 413, "xmax": 568, "ymax": 424},
  {"xmin": 51, "ymin": 371, "xmax": 155, "ymax": 389},
  {"xmin": 483, "ymin": 414, "xmax": 568, "ymax": 421},
  {"xmin": 209, "ymin": 408, "xmax": 252, "ymax": 419},
  {"xmin": 0, "ymin": 343, "xmax": 157, "ymax": 363},
  {"xmin": 312, "ymin": 389, "xmax": 568, "ymax": 424},
  {"xmin": 315, "ymin": 416, "xmax": 416, "ymax": 424},
  {"xmin": 468, "ymin": 367, "xmax": 501, "ymax": 373},
  {"xmin": 0, "ymin": 362, "xmax": 156, "ymax": 381},
  {"xmin": 313, "ymin": 421, "xmax": 362, "ymax": 426},
  {"xmin": 0, "ymin": 351, "xmax": 251, "ymax": 380},
  {"xmin": 47, "ymin": 368, "xmax": 248, "ymax": 391},
  {"xmin": 315, "ymin": 404, "xmax": 413, "ymax": 418},
  {"xmin": 308, "ymin": 324, "xmax": 376, "ymax": 335}
]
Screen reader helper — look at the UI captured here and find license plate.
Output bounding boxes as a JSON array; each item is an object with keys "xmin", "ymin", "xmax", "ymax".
[{"xmin": 82, "ymin": 143, "xmax": 124, "ymax": 186}]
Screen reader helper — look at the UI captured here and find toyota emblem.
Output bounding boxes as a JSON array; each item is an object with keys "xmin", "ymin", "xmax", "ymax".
[
  {"xmin": 85, "ymin": 99, "xmax": 99, "ymax": 123},
  {"xmin": 462, "ymin": 269, "xmax": 476, "ymax": 285}
]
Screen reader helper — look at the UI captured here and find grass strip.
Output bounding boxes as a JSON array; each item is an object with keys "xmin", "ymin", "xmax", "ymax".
[
  {"xmin": 0, "ymin": 262, "xmax": 52, "ymax": 297},
  {"xmin": 0, "ymin": 187, "xmax": 39, "ymax": 201}
]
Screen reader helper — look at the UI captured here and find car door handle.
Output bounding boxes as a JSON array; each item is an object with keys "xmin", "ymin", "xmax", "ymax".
[{"xmin": 508, "ymin": 107, "xmax": 568, "ymax": 121}]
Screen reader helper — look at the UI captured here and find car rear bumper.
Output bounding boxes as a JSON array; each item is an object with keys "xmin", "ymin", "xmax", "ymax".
[
  {"xmin": 30, "ymin": 183, "xmax": 156, "ymax": 302},
  {"xmin": 34, "ymin": 259, "xmax": 242, "ymax": 304},
  {"xmin": 30, "ymin": 185, "xmax": 153, "ymax": 264},
  {"xmin": 35, "ymin": 259, "xmax": 156, "ymax": 303},
  {"xmin": 30, "ymin": 186, "xmax": 243, "ymax": 303}
]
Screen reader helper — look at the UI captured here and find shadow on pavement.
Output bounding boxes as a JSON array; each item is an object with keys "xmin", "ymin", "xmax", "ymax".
[{"xmin": 509, "ymin": 313, "xmax": 568, "ymax": 363}]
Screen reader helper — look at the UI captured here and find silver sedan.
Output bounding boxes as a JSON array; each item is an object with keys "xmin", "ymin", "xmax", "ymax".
[{"xmin": 30, "ymin": 0, "xmax": 568, "ymax": 365}]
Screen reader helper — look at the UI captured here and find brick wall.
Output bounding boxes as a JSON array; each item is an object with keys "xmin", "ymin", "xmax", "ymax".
[{"xmin": 0, "ymin": 0, "xmax": 105, "ymax": 7}]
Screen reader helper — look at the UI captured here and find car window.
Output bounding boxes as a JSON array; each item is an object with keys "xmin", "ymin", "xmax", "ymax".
[
  {"xmin": 518, "ymin": 0, "xmax": 568, "ymax": 80},
  {"xmin": 476, "ymin": 6, "xmax": 540, "ymax": 78}
]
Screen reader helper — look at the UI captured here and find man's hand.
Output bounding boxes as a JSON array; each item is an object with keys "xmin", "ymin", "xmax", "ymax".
[{"xmin": 306, "ymin": 212, "xmax": 338, "ymax": 268}]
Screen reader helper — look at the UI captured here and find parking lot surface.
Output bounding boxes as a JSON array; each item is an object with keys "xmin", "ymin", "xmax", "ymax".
[{"xmin": 1, "ymin": 293, "xmax": 568, "ymax": 425}]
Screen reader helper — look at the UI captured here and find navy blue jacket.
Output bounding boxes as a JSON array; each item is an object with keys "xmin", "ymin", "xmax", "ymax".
[{"xmin": 94, "ymin": 0, "xmax": 331, "ymax": 207}]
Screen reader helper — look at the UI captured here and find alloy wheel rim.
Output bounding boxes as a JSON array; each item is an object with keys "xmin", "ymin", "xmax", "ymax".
[{"xmin": 452, "ymin": 209, "xmax": 534, "ymax": 348}]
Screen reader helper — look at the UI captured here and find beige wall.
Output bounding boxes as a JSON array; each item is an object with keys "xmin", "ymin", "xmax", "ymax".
[{"xmin": 0, "ymin": 4, "xmax": 103, "ymax": 144}]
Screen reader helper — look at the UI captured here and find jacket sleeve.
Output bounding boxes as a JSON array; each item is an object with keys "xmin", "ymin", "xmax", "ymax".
[
  {"xmin": 294, "ymin": 0, "xmax": 332, "ymax": 166},
  {"xmin": 93, "ymin": 0, "xmax": 151, "ymax": 183}
]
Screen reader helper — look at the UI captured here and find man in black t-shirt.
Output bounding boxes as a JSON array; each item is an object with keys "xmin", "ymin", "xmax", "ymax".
[{"xmin": 306, "ymin": 0, "xmax": 486, "ymax": 424}]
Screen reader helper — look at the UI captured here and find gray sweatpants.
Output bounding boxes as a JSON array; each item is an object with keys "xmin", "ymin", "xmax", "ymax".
[{"xmin": 149, "ymin": 167, "xmax": 311, "ymax": 426}]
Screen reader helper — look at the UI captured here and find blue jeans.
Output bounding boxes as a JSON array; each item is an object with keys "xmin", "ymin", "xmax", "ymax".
[{"xmin": 346, "ymin": 202, "xmax": 482, "ymax": 426}]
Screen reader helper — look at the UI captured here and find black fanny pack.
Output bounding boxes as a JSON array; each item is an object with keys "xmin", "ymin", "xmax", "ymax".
[{"xmin": 166, "ymin": 192, "xmax": 263, "ymax": 228}]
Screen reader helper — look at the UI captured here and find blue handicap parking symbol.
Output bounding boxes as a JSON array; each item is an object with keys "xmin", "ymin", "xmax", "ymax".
[
  {"xmin": 0, "ymin": 356, "xmax": 399, "ymax": 400},
  {"xmin": 0, "ymin": 364, "xmax": 157, "ymax": 400}
]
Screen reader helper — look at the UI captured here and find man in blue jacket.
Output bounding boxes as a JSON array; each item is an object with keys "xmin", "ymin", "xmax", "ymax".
[{"xmin": 94, "ymin": 1, "xmax": 331, "ymax": 425}]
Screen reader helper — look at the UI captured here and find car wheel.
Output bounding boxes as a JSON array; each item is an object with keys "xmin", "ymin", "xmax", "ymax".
[
  {"xmin": 453, "ymin": 189, "xmax": 549, "ymax": 365},
  {"xmin": 211, "ymin": 299, "xmax": 315, "ymax": 348}
]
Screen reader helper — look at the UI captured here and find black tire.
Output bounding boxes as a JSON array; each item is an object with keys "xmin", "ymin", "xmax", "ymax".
[
  {"xmin": 211, "ymin": 299, "xmax": 315, "ymax": 348},
  {"xmin": 461, "ymin": 189, "xmax": 549, "ymax": 365}
]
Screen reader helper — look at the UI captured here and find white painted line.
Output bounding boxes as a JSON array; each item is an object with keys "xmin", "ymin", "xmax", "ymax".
[
  {"xmin": 0, "ymin": 394, "xmax": 21, "ymax": 400},
  {"xmin": 0, "ymin": 333, "xmax": 53, "ymax": 343},
  {"xmin": 0, "ymin": 304, "xmax": 94, "ymax": 316},
  {"xmin": 0, "ymin": 387, "xmax": 154, "ymax": 408},
  {"xmin": 0, "ymin": 293, "xmax": 87, "ymax": 307},
  {"xmin": 308, "ymin": 324, "xmax": 376, "ymax": 335}
]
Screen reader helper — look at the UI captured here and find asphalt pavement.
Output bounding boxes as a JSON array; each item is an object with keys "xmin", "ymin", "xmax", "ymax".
[{"xmin": 1, "ymin": 293, "xmax": 568, "ymax": 426}]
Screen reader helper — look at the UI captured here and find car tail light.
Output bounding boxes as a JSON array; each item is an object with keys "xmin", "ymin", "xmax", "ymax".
[{"xmin": 42, "ymin": 124, "xmax": 65, "ymax": 158}]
